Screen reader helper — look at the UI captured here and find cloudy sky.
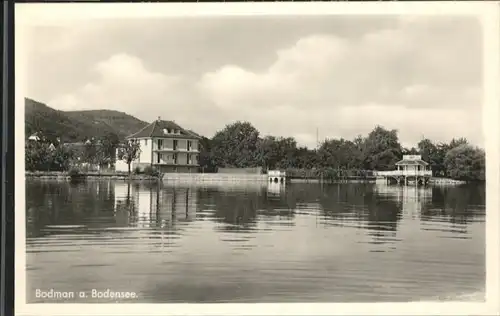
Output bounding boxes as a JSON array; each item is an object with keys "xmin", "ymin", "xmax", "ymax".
[{"xmin": 23, "ymin": 15, "xmax": 483, "ymax": 149}]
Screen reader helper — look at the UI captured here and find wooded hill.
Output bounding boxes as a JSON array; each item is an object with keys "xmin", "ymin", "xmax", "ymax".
[{"xmin": 25, "ymin": 98, "xmax": 148, "ymax": 142}]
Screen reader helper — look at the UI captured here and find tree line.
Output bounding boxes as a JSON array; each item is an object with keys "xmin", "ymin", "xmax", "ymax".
[
  {"xmin": 199, "ymin": 122, "xmax": 485, "ymax": 182},
  {"xmin": 25, "ymin": 132, "xmax": 121, "ymax": 172},
  {"xmin": 25, "ymin": 121, "xmax": 485, "ymax": 182}
]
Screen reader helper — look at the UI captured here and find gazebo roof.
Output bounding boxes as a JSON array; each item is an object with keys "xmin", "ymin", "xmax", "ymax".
[{"xmin": 395, "ymin": 159, "xmax": 429, "ymax": 166}]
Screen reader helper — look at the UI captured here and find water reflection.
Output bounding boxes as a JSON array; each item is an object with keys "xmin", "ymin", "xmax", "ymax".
[
  {"xmin": 26, "ymin": 180, "xmax": 486, "ymax": 303},
  {"xmin": 26, "ymin": 181, "xmax": 486, "ymax": 244}
]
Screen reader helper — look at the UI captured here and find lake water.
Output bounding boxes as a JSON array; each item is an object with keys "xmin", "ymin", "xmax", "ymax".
[{"xmin": 25, "ymin": 180, "xmax": 486, "ymax": 303}]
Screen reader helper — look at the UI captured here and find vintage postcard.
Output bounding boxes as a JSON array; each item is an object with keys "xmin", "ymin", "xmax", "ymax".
[{"xmin": 14, "ymin": 2, "xmax": 500, "ymax": 315}]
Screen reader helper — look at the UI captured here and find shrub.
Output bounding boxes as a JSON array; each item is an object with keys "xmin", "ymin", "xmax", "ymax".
[
  {"xmin": 143, "ymin": 166, "xmax": 161, "ymax": 177},
  {"xmin": 143, "ymin": 165, "xmax": 153, "ymax": 175},
  {"xmin": 133, "ymin": 166, "xmax": 142, "ymax": 174},
  {"xmin": 68, "ymin": 167, "xmax": 83, "ymax": 179}
]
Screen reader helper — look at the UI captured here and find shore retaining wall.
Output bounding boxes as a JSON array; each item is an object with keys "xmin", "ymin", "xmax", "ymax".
[
  {"xmin": 25, "ymin": 172, "xmax": 469, "ymax": 186},
  {"xmin": 429, "ymin": 177, "xmax": 466, "ymax": 185},
  {"xmin": 163, "ymin": 173, "xmax": 268, "ymax": 184},
  {"xmin": 25, "ymin": 171, "xmax": 159, "ymax": 181}
]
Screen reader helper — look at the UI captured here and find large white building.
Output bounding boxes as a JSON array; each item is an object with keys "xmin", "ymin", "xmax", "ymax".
[{"xmin": 115, "ymin": 118, "xmax": 202, "ymax": 173}]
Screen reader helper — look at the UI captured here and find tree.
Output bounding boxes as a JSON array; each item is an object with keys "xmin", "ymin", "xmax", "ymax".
[
  {"xmin": 116, "ymin": 140, "xmax": 141, "ymax": 175},
  {"xmin": 257, "ymin": 136, "xmax": 298, "ymax": 170},
  {"xmin": 83, "ymin": 138, "xmax": 99, "ymax": 166},
  {"xmin": 362, "ymin": 126, "xmax": 402, "ymax": 171},
  {"xmin": 417, "ymin": 138, "xmax": 445, "ymax": 175},
  {"xmin": 256, "ymin": 136, "xmax": 278, "ymax": 170},
  {"xmin": 402, "ymin": 147, "xmax": 419, "ymax": 155},
  {"xmin": 50, "ymin": 145, "xmax": 75, "ymax": 171},
  {"xmin": 198, "ymin": 136, "xmax": 216, "ymax": 172},
  {"xmin": 293, "ymin": 147, "xmax": 318, "ymax": 169},
  {"xmin": 449, "ymin": 137, "xmax": 469, "ymax": 149},
  {"xmin": 25, "ymin": 141, "xmax": 75, "ymax": 171},
  {"xmin": 317, "ymin": 138, "xmax": 358, "ymax": 169},
  {"xmin": 98, "ymin": 132, "xmax": 120, "ymax": 167},
  {"xmin": 428, "ymin": 138, "xmax": 469, "ymax": 177},
  {"xmin": 25, "ymin": 142, "xmax": 52, "ymax": 171},
  {"xmin": 210, "ymin": 121, "xmax": 261, "ymax": 168},
  {"xmin": 444, "ymin": 144, "xmax": 485, "ymax": 181}
]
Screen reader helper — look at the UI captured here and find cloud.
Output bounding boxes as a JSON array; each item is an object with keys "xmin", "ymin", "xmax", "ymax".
[
  {"xmin": 43, "ymin": 17, "xmax": 482, "ymax": 148},
  {"xmin": 196, "ymin": 18, "xmax": 482, "ymax": 147},
  {"xmin": 50, "ymin": 53, "xmax": 190, "ymax": 115}
]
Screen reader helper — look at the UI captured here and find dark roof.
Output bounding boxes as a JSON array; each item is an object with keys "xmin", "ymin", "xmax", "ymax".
[
  {"xmin": 126, "ymin": 120, "xmax": 201, "ymax": 140},
  {"xmin": 185, "ymin": 129, "xmax": 203, "ymax": 139},
  {"xmin": 395, "ymin": 159, "xmax": 429, "ymax": 166}
]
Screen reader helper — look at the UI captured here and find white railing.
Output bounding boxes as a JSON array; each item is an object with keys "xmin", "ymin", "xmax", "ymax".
[
  {"xmin": 154, "ymin": 147, "xmax": 199, "ymax": 153},
  {"xmin": 376, "ymin": 170, "xmax": 432, "ymax": 177},
  {"xmin": 268, "ymin": 170, "xmax": 286, "ymax": 177}
]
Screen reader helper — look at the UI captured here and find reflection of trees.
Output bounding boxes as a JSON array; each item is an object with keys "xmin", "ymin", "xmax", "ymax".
[
  {"xmin": 423, "ymin": 184, "xmax": 485, "ymax": 226},
  {"xmin": 318, "ymin": 184, "xmax": 372, "ymax": 221},
  {"xmin": 26, "ymin": 180, "xmax": 201, "ymax": 239},
  {"xmin": 207, "ymin": 189, "xmax": 263, "ymax": 231},
  {"xmin": 363, "ymin": 191, "xmax": 401, "ymax": 243},
  {"xmin": 318, "ymin": 184, "xmax": 402, "ymax": 245},
  {"xmin": 26, "ymin": 180, "xmax": 116, "ymax": 238}
]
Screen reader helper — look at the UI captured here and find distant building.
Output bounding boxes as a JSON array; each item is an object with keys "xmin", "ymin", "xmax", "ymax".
[
  {"xmin": 395, "ymin": 155, "xmax": 431, "ymax": 174},
  {"xmin": 115, "ymin": 117, "xmax": 202, "ymax": 173},
  {"xmin": 27, "ymin": 133, "xmax": 41, "ymax": 142},
  {"xmin": 376, "ymin": 155, "xmax": 432, "ymax": 186}
]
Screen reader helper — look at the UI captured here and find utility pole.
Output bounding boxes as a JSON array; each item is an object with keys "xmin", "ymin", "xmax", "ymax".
[{"xmin": 316, "ymin": 128, "xmax": 319, "ymax": 149}]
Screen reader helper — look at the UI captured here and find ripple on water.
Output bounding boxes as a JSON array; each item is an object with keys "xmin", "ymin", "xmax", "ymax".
[{"xmin": 25, "ymin": 181, "xmax": 486, "ymax": 303}]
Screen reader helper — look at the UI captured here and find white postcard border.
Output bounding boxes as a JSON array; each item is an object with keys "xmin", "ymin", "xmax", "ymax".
[{"xmin": 14, "ymin": 2, "xmax": 500, "ymax": 315}]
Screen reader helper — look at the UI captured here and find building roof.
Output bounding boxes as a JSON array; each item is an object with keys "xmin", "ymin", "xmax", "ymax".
[
  {"xmin": 126, "ymin": 119, "xmax": 201, "ymax": 140},
  {"xmin": 185, "ymin": 129, "xmax": 203, "ymax": 139},
  {"xmin": 395, "ymin": 159, "xmax": 429, "ymax": 166}
]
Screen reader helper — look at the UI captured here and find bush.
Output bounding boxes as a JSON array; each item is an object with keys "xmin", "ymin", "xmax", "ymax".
[
  {"xmin": 143, "ymin": 166, "xmax": 161, "ymax": 177},
  {"xmin": 68, "ymin": 167, "xmax": 85, "ymax": 180},
  {"xmin": 68, "ymin": 168, "xmax": 81, "ymax": 177},
  {"xmin": 133, "ymin": 166, "xmax": 142, "ymax": 174}
]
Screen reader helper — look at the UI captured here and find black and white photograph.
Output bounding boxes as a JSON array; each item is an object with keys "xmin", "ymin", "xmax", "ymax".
[{"xmin": 15, "ymin": 2, "xmax": 499, "ymax": 315}]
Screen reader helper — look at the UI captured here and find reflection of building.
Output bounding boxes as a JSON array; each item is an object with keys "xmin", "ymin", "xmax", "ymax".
[
  {"xmin": 113, "ymin": 182, "xmax": 130, "ymax": 211},
  {"xmin": 374, "ymin": 183, "xmax": 433, "ymax": 217},
  {"xmin": 267, "ymin": 182, "xmax": 285, "ymax": 197},
  {"xmin": 115, "ymin": 117, "xmax": 202, "ymax": 173},
  {"xmin": 158, "ymin": 186, "xmax": 198, "ymax": 223},
  {"xmin": 114, "ymin": 183, "xmax": 199, "ymax": 229}
]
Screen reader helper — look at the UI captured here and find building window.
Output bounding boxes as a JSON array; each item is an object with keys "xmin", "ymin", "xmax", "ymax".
[
  {"xmin": 157, "ymin": 153, "xmax": 161, "ymax": 164},
  {"xmin": 158, "ymin": 139, "xmax": 163, "ymax": 149},
  {"xmin": 187, "ymin": 154, "xmax": 192, "ymax": 165},
  {"xmin": 173, "ymin": 140, "xmax": 178, "ymax": 150},
  {"xmin": 173, "ymin": 153, "xmax": 178, "ymax": 164},
  {"xmin": 187, "ymin": 140, "xmax": 192, "ymax": 151}
]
